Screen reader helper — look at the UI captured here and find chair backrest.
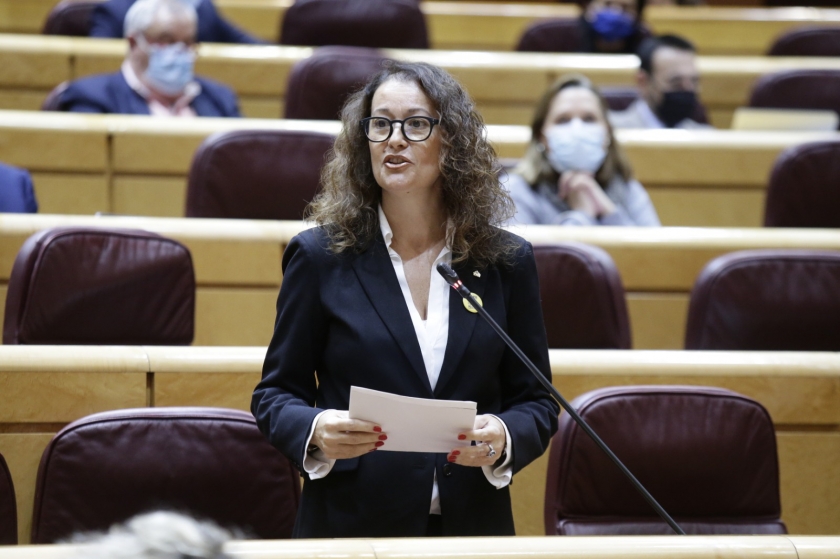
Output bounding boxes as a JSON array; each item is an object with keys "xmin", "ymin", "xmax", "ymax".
[
  {"xmin": 279, "ymin": 0, "xmax": 428, "ymax": 49},
  {"xmin": 0, "ymin": 453, "xmax": 17, "ymax": 545},
  {"xmin": 516, "ymin": 19, "xmax": 583, "ymax": 53},
  {"xmin": 765, "ymin": 140, "xmax": 840, "ymax": 227},
  {"xmin": 42, "ymin": 0, "xmax": 98, "ymax": 36},
  {"xmin": 749, "ymin": 70, "xmax": 840, "ymax": 126},
  {"xmin": 41, "ymin": 81, "xmax": 69, "ymax": 111},
  {"xmin": 685, "ymin": 249, "xmax": 840, "ymax": 350},
  {"xmin": 545, "ymin": 385, "xmax": 785, "ymax": 535},
  {"xmin": 601, "ymin": 86, "xmax": 639, "ymax": 112},
  {"xmin": 31, "ymin": 407, "xmax": 301, "ymax": 543},
  {"xmin": 185, "ymin": 129, "xmax": 335, "ymax": 219},
  {"xmin": 768, "ymin": 26, "xmax": 840, "ymax": 56},
  {"xmin": 285, "ymin": 46, "xmax": 388, "ymax": 121},
  {"xmin": 3, "ymin": 227, "xmax": 195, "ymax": 345},
  {"xmin": 533, "ymin": 243, "xmax": 631, "ymax": 349}
]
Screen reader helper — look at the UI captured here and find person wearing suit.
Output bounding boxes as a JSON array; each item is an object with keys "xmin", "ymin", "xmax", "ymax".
[
  {"xmin": 90, "ymin": 0, "xmax": 262, "ymax": 44},
  {"xmin": 252, "ymin": 61, "xmax": 559, "ymax": 538},
  {"xmin": 609, "ymin": 35, "xmax": 712, "ymax": 129},
  {"xmin": 59, "ymin": 0, "xmax": 240, "ymax": 117},
  {"xmin": 0, "ymin": 163, "xmax": 38, "ymax": 213}
]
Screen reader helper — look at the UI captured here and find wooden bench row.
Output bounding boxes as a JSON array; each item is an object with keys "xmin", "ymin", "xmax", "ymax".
[
  {"xmin": 3, "ymin": 0, "xmax": 840, "ymax": 55},
  {"xmin": 2, "ymin": 213, "xmax": 840, "ymax": 350},
  {"xmin": 0, "ymin": 110, "xmax": 836, "ymax": 227},
  {"xmin": 4, "ymin": 35, "xmax": 840, "ymax": 127},
  {"xmin": 0, "ymin": 346, "xmax": 837, "ymax": 542}
]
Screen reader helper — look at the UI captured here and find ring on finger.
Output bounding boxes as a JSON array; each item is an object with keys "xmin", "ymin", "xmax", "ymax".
[{"xmin": 485, "ymin": 443, "xmax": 496, "ymax": 458}]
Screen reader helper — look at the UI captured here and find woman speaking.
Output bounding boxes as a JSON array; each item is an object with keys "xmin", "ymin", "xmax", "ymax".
[{"xmin": 252, "ymin": 61, "xmax": 559, "ymax": 538}]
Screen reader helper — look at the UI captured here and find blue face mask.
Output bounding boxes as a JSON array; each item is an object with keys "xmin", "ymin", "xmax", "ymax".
[
  {"xmin": 544, "ymin": 119, "xmax": 608, "ymax": 174},
  {"xmin": 139, "ymin": 38, "xmax": 196, "ymax": 96},
  {"xmin": 591, "ymin": 9, "xmax": 636, "ymax": 41}
]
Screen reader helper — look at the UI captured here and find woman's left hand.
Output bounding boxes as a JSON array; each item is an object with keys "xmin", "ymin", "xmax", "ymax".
[{"xmin": 447, "ymin": 415, "xmax": 506, "ymax": 467}]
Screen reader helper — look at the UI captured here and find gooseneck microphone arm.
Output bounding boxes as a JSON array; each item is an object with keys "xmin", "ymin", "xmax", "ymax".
[{"xmin": 436, "ymin": 262, "xmax": 686, "ymax": 536}]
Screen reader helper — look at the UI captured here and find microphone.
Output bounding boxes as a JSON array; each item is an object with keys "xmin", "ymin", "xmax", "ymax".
[{"xmin": 435, "ymin": 262, "xmax": 686, "ymax": 536}]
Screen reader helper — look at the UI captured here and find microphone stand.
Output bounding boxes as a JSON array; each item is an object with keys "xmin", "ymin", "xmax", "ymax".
[{"xmin": 436, "ymin": 263, "xmax": 686, "ymax": 536}]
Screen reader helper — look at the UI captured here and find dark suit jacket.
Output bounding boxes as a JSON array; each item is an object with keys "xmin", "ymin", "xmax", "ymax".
[
  {"xmin": 90, "ymin": 0, "xmax": 263, "ymax": 44},
  {"xmin": 58, "ymin": 71, "xmax": 240, "ymax": 117},
  {"xmin": 0, "ymin": 163, "xmax": 38, "ymax": 213},
  {"xmin": 252, "ymin": 226, "xmax": 559, "ymax": 538}
]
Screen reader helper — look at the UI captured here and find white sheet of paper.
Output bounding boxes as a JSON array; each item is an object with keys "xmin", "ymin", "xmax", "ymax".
[{"xmin": 348, "ymin": 386, "xmax": 477, "ymax": 453}]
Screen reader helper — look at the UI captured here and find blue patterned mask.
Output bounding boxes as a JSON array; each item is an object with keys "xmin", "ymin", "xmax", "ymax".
[{"xmin": 591, "ymin": 9, "xmax": 636, "ymax": 41}]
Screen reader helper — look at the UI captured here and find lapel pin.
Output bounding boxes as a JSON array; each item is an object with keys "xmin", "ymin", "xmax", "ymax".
[
  {"xmin": 463, "ymin": 294, "xmax": 483, "ymax": 313},
  {"xmin": 473, "ymin": 271, "xmax": 481, "ymax": 277}
]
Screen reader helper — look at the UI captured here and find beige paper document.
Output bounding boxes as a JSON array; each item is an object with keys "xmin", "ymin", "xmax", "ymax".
[{"xmin": 348, "ymin": 386, "xmax": 477, "ymax": 453}]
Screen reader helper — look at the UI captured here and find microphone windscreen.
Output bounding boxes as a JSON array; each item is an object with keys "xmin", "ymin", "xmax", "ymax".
[{"xmin": 436, "ymin": 262, "xmax": 459, "ymax": 286}]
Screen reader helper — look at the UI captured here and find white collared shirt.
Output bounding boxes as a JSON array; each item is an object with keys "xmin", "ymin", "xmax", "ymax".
[
  {"xmin": 121, "ymin": 60, "xmax": 200, "ymax": 118},
  {"xmin": 303, "ymin": 207, "xmax": 513, "ymax": 514}
]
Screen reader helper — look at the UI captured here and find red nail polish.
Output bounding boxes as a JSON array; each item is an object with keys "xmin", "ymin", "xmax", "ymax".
[
  {"xmin": 378, "ymin": 434, "xmax": 388, "ymax": 441},
  {"xmin": 451, "ymin": 450, "xmax": 460, "ymax": 456},
  {"xmin": 447, "ymin": 455, "xmax": 456, "ymax": 462},
  {"xmin": 458, "ymin": 434, "xmax": 466, "ymax": 440},
  {"xmin": 375, "ymin": 441, "xmax": 384, "ymax": 447},
  {"xmin": 373, "ymin": 426, "xmax": 382, "ymax": 432}
]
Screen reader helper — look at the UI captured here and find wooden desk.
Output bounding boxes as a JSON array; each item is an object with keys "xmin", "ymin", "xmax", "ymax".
[
  {"xmin": 1, "ymin": 110, "xmax": 837, "ymax": 226},
  {"xmin": 0, "ymin": 346, "xmax": 838, "ymax": 541},
  {"xmin": 2, "ymin": 213, "xmax": 840, "ymax": 350},
  {"xmin": 6, "ymin": 35, "xmax": 840, "ymax": 126}
]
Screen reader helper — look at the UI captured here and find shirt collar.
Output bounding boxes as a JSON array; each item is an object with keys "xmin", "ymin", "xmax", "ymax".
[{"xmin": 121, "ymin": 60, "xmax": 202, "ymax": 111}]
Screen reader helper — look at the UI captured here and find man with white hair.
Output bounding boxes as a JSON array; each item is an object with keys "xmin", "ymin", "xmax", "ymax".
[{"xmin": 56, "ymin": 0, "xmax": 240, "ymax": 117}]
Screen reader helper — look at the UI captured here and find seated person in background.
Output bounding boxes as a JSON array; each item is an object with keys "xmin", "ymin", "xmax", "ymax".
[
  {"xmin": 579, "ymin": 0, "xmax": 649, "ymax": 54},
  {"xmin": 91, "ymin": 0, "xmax": 262, "ymax": 44},
  {"xmin": 58, "ymin": 0, "xmax": 240, "ymax": 117},
  {"xmin": 610, "ymin": 35, "xmax": 710, "ymax": 129},
  {"xmin": 504, "ymin": 75, "xmax": 660, "ymax": 226},
  {"xmin": 0, "ymin": 162, "xmax": 38, "ymax": 213}
]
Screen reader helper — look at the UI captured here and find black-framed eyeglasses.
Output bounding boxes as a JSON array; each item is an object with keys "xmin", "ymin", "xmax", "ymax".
[{"xmin": 360, "ymin": 116, "xmax": 440, "ymax": 142}]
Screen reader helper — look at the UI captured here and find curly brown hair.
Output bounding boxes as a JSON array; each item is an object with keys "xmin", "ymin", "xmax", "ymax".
[
  {"xmin": 306, "ymin": 60, "xmax": 516, "ymax": 268},
  {"xmin": 515, "ymin": 74, "xmax": 634, "ymax": 189}
]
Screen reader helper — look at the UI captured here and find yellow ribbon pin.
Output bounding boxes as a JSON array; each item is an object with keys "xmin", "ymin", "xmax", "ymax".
[{"xmin": 462, "ymin": 294, "xmax": 483, "ymax": 313}]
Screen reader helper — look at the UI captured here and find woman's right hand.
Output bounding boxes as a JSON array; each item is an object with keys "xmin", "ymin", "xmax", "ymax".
[
  {"xmin": 311, "ymin": 410, "xmax": 386, "ymax": 459},
  {"xmin": 559, "ymin": 171, "xmax": 616, "ymax": 218}
]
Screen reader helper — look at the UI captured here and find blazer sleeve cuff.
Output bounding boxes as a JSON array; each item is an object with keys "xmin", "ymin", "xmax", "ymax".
[
  {"xmin": 302, "ymin": 410, "xmax": 336, "ymax": 479},
  {"xmin": 481, "ymin": 414, "xmax": 513, "ymax": 488}
]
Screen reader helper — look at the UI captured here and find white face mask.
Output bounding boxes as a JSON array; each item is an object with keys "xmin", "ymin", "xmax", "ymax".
[{"xmin": 544, "ymin": 119, "xmax": 608, "ymax": 174}]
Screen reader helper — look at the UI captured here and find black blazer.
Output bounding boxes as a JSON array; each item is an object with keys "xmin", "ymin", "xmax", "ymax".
[
  {"xmin": 58, "ymin": 71, "xmax": 240, "ymax": 117},
  {"xmin": 252, "ymin": 227, "xmax": 559, "ymax": 538}
]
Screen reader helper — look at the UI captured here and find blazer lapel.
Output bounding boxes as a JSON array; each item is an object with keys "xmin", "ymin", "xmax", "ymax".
[
  {"xmin": 351, "ymin": 236, "xmax": 433, "ymax": 395},
  {"xmin": 434, "ymin": 262, "xmax": 488, "ymax": 397}
]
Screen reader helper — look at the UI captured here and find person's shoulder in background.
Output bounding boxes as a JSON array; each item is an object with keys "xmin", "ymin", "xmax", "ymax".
[
  {"xmin": 0, "ymin": 163, "xmax": 38, "ymax": 213},
  {"xmin": 194, "ymin": 77, "xmax": 241, "ymax": 117}
]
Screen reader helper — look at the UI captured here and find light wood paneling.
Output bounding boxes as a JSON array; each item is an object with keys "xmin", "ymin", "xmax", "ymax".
[
  {"xmin": 194, "ymin": 287, "xmax": 278, "ymax": 346},
  {"xmin": 0, "ymin": 112, "xmax": 108, "ymax": 172},
  {"xmin": 646, "ymin": 188, "xmax": 766, "ymax": 228},
  {"xmin": 30, "ymin": 173, "xmax": 109, "ymax": 215},
  {"xmin": 625, "ymin": 293, "xmax": 690, "ymax": 350},
  {"xmin": 0, "ymin": 433, "xmax": 56, "ymax": 544},
  {"xmin": 113, "ymin": 176, "xmax": 188, "ymax": 218},
  {"xmin": 778, "ymin": 432, "xmax": 840, "ymax": 535}
]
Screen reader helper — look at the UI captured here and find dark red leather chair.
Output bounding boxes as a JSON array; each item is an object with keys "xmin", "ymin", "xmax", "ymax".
[
  {"xmin": 516, "ymin": 19, "xmax": 584, "ymax": 52},
  {"xmin": 749, "ymin": 70, "xmax": 840, "ymax": 126},
  {"xmin": 601, "ymin": 86, "xmax": 639, "ymax": 112},
  {"xmin": 185, "ymin": 129, "xmax": 335, "ymax": 219},
  {"xmin": 279, "ymin": 0, "xmax": 428, "ymax": 49},
  {"xmin": 764, "ymin": 140, "xmax": 840, "ymax": 227},
  {"xmin": 769, "ymin": 27, "xmax": 840, "ymax": 56},
  {"xmin": 42, "ymin": 1, "xmax": 99, "ymax": 36},
  {"xmin": 685, "ymin": 250, "xmax": 840, "ymax": 350},
  {"xmin": 3, "ymin": 227, "xmax": 195, "ymax": 345},
  {"xmin": 534, "ymin": 243, "xmax": 631, "ymax": 349},
  {"xmin": 545, "ymin": 385, "xmax": 785, "ymax": 535},
  {"xmin": 30, "ymin": 407, "xmax": 301, "ymax": 543},
  {"xmin": 0, "ymin": 453, "xmax": 17, "ymax": 545},
  {"xmin": 285, "ymin": 46, "xmax": 388, "ymax": 121}
]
